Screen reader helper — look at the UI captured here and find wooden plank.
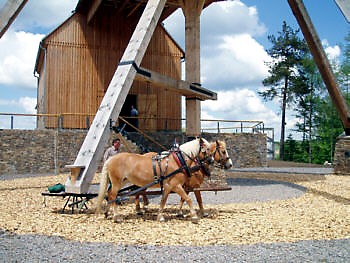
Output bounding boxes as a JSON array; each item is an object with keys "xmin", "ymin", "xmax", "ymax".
[
  {"xmin": 135, "ymin": 66, "xmax": 217, "ymax": 100},
  {"xmin": 0, "ymin": 0, "xmax": 28, "ymax": 38},
  {"xmin": 65, "ymin": 0, "xmax": 167, "ymax": 194}
]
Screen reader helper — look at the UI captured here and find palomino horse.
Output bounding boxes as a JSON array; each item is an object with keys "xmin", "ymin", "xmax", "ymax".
[
  {"xmin": 134, "ymin": 150, "xmax": 213, "ymax": 215},
  {"xmin": 135, "ymin": 140, "xmax": 233, "ymax": 217},
  {"xmin": 95, "ymin": 138, "xmax": 212, "ymax": 223},
  {"xmin": 177, "ymin": 140, "xmax": 233, "ymax": 217}
]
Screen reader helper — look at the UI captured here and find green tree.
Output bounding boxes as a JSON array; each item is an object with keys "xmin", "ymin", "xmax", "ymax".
[
  {"xmin": 340, "ymin": 31, "xmax": 350, "ymax": 99},
  {"xmin": 293, "ymin": 55, "xmax": 324, "ymax": 163},
  {"xmin": 259, "ymin": 21, "xmax": 308, "ymax": 160}
]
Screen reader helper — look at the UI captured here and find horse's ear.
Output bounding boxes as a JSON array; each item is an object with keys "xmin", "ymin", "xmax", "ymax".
[
  {"xmin": 216, "ymin": 140, "xmax": 219, "ymax": 146},
  {"xmin": 199, "ymin": 138, "xmax": 207, "ymax": 152}
]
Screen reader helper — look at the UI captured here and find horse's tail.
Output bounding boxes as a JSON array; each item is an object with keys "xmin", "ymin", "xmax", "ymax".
[{"xmin": 95, "ymin": 159, "xmax": 110, "ymax": 214}]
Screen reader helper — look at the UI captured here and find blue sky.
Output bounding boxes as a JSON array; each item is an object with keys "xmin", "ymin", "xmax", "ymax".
[{"xmin": 0, "ymin": 0, "xmax": 349, "ymax": 139}]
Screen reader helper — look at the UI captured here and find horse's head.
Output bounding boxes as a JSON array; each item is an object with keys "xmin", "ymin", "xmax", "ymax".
[
  {"xmin": 198, "ymin": 138, "xmax": 214, "ymax": 165},
  {"xmin": 179, "ymin": 137, "xmax": 214, "ymax": 164},
  {"xmin": 210, "ymin": 140, "xmax": 233, "ymax": 170}
]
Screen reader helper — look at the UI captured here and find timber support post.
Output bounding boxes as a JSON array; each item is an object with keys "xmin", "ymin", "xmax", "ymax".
[{"xmin": 181, "ymin": 0, "xmax": 206, "ymax": 138}]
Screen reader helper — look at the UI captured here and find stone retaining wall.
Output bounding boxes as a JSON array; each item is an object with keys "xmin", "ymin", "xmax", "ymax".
[
  {"xmin": 333, "ymin": 135, "xmax": 350, "ymax": 174},
  {"xmin": 0, "ymin": 129, "xmax": 267, "ymax": 176}
]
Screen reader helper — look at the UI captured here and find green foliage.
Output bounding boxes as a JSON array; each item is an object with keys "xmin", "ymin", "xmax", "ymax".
[
  {"xmin": 281, "ymin": 29, "xmax": 350, "ymax": 164},
  {"xmin": 260, "ymin": 21, "xmax": 308, "ymax": 160}
]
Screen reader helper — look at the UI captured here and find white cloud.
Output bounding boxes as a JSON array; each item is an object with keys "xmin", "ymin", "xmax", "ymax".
[
  {"xmin": 201, "ymin": 89, "xmax": 280, "ymax": 135},
  {"xmin": 201, "ymin": 0, "xmax": 266, "ymax": 44},
  {"xmin": 201, "ymin": 33, "xmax": 270, "ymax": 89},
  {"xmin": 0, "ymin": 96, "xmax": 36, "ymax": 113},
  {"xmin": 9, "ymin": 0, "xmax": 78, "ymax": 32},
  {"xmin": 0, "ymin": 30, "xmax": 44, "ymax": 88},
  {"xmin": 321, "ymin": 39, "xmax": 341, "ymax": 62},
  {"xmin": 19, "ymin": 97, "xmax": 37, "ymax": 114}
]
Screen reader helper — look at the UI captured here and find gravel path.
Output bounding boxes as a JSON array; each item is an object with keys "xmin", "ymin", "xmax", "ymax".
[
  {"xmin": 230, "ymin": 167, "xmax": 333, "ymax": 175},
  {"xmin": 148, "ymin": 177, "xmax": 307, "ymax": 204},
  {"xmin": 1, "ymin": 230, "xmax": 349, "ymax": 262},
  {"xmin": 1, "ymin": 166, "xmax": 349, "ymax": 262}
]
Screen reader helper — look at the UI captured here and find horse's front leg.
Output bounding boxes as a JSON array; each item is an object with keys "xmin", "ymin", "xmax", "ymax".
[
  {"xmin": 173, "ymin": 185, "xmax": 199, "ymax": 223},
  {"xmin": 177, "ymin": 190, "xmax": 189, "ymax": 217},
  {"xmin": 194, "ymin": 190, "xmax": 208, "ymax": 217},
  {"xmin": 157, "ymin": 187, "xmax": 171, "ymax": 222}
]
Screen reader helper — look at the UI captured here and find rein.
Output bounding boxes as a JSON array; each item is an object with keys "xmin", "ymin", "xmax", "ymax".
[{"xmin": 107, "ymin": 165, "xmax": 184, "ymax": 204}]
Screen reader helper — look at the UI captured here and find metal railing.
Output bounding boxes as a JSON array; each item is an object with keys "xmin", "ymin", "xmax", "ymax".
[
  {"xmin": 0, "ymin": 112, "xmax": 266, "ymax": 134},
  {"xmin": 0, "ymin": 112, "xmax": 274, "ymax": 159}
]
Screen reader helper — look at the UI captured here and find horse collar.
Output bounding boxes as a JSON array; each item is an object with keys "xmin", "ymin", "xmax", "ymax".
[{"xmin": 172, "ymin": 151, "xmax": 191, "ymax": 177}]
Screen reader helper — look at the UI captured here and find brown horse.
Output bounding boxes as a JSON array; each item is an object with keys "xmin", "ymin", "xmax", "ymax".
[
  {"xmin": 95, "ymin": 138, "xmax": 212, "ymax": 223},
  {"xmin": 177, "ymin": 140, "xmax": 233, "ymax": 217}
]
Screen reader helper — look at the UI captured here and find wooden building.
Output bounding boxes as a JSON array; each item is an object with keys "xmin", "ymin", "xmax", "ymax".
[{"xmin": 34, "ymin": 1, "xmax": 187, "ymax": 131}]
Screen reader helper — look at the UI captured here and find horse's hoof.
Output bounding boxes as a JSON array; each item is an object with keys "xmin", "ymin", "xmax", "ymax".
[
  {"xmin": 113, "ymin": 215, "xmax": 122, "ymax": 223},
  {"xmin": 191, "ymin": 216, "xmax": 199, "ymax": 224},
  {"xmin": 136, "ymin": 210, "xmax": 144, "ymax": 215},
  {"xmin": 157, "ymin": 215, "xmax": 165, "ymax": 222},
  {"xmin": 176, "ymin": 211, "xmax": 185, "ymax": 218},
  {"xmin": 200, "ymin": 212, "xmax": 209, "ymax": 218},
  {"xmin": 190, "ymin": 213, "xmax": 199, "ymax": 223}
]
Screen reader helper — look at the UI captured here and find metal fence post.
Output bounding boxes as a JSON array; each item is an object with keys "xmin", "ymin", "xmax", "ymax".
[
  {"xmin": 86, "ymin": 116, "xmax": 90, "ymax": 129},
  {"xmin": 58, "ymin": 115, "xmax": 63, "ymax": 129},
  {"xmin": 10, "ymin": 115, "xmax": 14, "ymax": 129}
]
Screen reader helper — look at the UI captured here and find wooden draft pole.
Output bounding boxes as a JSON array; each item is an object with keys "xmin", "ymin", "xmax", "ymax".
[
  {"xmin": 65, "ymin": 0, "xmax": 166, "ymax": 194},
  {"xmin": 288, "ymin": 0, "xmax": 350, "ymax": 135},
  {"xmin": 0, "ymin": 0, "xmax": 28, "ymax": 38},
  {"xmin": 180, "ymin": 0, "xmax": 206, "ymax": 138}
]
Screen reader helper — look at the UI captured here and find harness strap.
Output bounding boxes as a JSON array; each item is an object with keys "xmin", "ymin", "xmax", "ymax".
[
  {"xmin": 195, "ymin": 157, "xmax": 211, "ymax": 177},
  {"xmin": 152, "ymin": 158, "xmax": 158, "ymax": 181},
  {"xmin": 172, "ymin": 151, "xmax": 191, "ymax": 177},
  {"xmin": 152, "ymin": 155, "xmax": 169, "ymax": 192}
]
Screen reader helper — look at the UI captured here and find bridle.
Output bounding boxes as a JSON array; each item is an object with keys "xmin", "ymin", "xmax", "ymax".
[{"xmin": 213, "ymin": 142, "xmax": 231, "ymax": 169}]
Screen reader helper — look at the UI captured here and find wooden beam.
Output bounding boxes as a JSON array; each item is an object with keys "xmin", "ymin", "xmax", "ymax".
[
  {"xmin": 87, "ymin": 0, "xmax": 103, "ymax": 24},
  {"xmin": 65, "ymin": 0, "xmax": 167, "ymax": 194},
  {"xmin": 0, "ymin": 0, "xmax": 28, "ymax": 38},
  {"xmin": 181, "ymin": 0, "xmax": 206, "ymax": 137},
  {"xmin": 135, "ymin": 66, "xmax": 217, "ymax": 100},
  {"xmin": 288, "ymin": 0, "xmax": 350, "ymax": 135}
]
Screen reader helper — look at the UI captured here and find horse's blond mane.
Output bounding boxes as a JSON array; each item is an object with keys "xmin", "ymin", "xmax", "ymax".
[
  {"xmin": 217, "ymin": 140, "xmax": 226, "ymax": 148},
  {"xmin": 179, "ymin": 138, "xmax": 210, "ymax": 157}
]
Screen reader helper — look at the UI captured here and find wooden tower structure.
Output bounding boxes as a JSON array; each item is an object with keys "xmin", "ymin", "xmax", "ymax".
[
  {"xmin": 2, "ymin": 0, "xmax": 349, "ymax": 186},
  {"xmin": 61, "ymin": 0, "xmax": 220, "ymax": 193}
]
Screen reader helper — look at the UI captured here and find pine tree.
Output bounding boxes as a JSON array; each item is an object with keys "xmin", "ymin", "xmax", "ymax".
[{"xmin": 259, "ymin": 21, "xmax": 308, "ymax": 160}]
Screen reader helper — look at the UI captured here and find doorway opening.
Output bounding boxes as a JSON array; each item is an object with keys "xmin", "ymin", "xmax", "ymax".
[{"xmin": 120, "ymin": 94, "xmax": 137, "ymax": 132}]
